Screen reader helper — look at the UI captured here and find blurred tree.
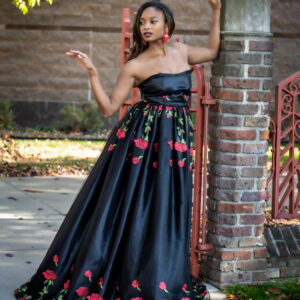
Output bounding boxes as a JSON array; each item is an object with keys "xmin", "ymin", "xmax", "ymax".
[{"xmin": 12, "ymin": 0, "xmax": 53, "ymax": 15}]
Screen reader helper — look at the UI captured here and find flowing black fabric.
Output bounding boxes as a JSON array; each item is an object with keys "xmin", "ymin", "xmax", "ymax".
[{"xmin": 13, "ymin": 69, "xmax": 208, "ymax": 300}]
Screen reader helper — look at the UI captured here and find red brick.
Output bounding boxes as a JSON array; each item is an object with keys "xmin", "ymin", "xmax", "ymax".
[
  {"xmin": 209, "ymin": 139, "xmax": 241, "ymax": 153},
  {"xmin": 214, "ymin": 89, "xmax": 243, "ymax": 101},
  {"xmin": 217, "ymin": 203, "xmax": 254, "ymax": 213},
  {"xmin": 249, "ymin": 40, "xmax": 274, "ymax": 52},
  {"xmin": 215, "ymin": 249, "xmax": 234, "ymax": 260},
  {"xmin": 240, "ymin": 214, "xmax": 265, "ymax": 225},
  {"xmin": 223, "ymin": 78, "xmax": 260, "ymax": 89},
  {"xmin": 220, "ymin": 129, "xmax": 256, "ymax": 140},
  {"xmin": 254, "ymin": 248, "xmax": 267, "ymax": 258},
  {"xmin": 247, "ymin": 91, "xmax": 272, "ymax": 102},
  {"xmin": 234, "ymin": 250, "xmax": 252, "ymax": 260}
]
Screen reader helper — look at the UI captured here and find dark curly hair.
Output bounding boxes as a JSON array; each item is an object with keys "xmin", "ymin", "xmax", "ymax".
[{"xmin": 127, "ymin": 1, "xmax": 175, "ymax": 61}]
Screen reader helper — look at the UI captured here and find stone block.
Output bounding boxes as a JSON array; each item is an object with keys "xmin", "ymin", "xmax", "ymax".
[
  {"xmin": 244, "ymin": 116, "xmax": 269, "ymax": 127},
  {"xmin": 236, "ymin": 259, "xmax": 267, "ymax": 271},
  {"xmin": 267, "ymin": 268, "xmax": 280, "ymax": 278}
]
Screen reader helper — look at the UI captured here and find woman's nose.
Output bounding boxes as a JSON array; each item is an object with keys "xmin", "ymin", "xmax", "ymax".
[{"xmin": 143, "ymin": 22, "xmax": 151, "ymax": 29}]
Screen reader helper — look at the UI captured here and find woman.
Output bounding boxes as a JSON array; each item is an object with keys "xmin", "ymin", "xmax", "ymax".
[{"xmin": 13, "ymin": 1, "xmax": 220, "ymax": 299}]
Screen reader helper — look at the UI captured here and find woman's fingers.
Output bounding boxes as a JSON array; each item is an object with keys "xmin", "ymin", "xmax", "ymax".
[{"xmin": 65, "ymin": 50, "xmax": 87, "ymax": 59}]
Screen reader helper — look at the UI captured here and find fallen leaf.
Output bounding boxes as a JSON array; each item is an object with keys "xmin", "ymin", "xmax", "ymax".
[
  {"xmin": 268, "ymin": 287, "xmax": 281, "ymax": 295},
  {"xmin": 23, "ymin": 189, "xmax": 44, "ymax": 193}
]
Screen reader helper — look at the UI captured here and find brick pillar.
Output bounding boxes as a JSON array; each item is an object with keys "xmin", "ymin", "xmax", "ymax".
[{"xmin": 201, "ymin": 0, "xmax": 273, "ymax": 288}]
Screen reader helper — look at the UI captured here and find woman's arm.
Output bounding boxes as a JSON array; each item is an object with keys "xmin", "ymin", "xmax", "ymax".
[
  {"xmin": 180, "ymin": 0, "xmax": 221, "ymax": 65},
  {"xmin": 66, "ymin": 50, "xmax": 136, "ymax": 118}
]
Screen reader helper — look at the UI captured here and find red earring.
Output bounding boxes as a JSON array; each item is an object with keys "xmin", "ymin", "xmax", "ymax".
[
  {"xmin": 163, "ymin": 27, "xmax": 169, "ymax": 43},
  {"xmin": 142, "ymin": 39, "xmax": 146, "ymax": 46}
]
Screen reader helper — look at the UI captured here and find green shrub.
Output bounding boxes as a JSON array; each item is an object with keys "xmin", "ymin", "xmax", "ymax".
[
  {"xmin": 55, "ymin": 102, "xmax": 104, "ymax": 133},
  {"xmin": 0, "ymin": 101, "xmax": 17, "ymax": 130}
]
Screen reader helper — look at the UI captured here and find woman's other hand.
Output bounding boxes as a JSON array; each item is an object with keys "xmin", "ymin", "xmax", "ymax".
[
  {"xmin": 65, "ymin": 50, "xmax": 97, "ymax": 76},
  {"xmin": 208, "ymin": 0, "xmax": 221, "ymax": 11}
]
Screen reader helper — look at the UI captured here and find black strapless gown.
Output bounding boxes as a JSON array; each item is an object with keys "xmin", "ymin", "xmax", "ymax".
[{"xmin": 13, "ymin": 69, "xmax": 208, "ymax": 300}]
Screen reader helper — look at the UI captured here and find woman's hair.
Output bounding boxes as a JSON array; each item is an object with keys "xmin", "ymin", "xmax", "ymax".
[{"xmin": 126, "ymin": 1, "xmax": 175, "ymax": 61}]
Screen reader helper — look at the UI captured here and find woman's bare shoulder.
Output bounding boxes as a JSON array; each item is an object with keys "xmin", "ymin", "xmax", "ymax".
[
  {"xmin": 122, "ymin": 58, "xmax": 139, "ymax": 75},
  {"xmin": 172, "ymin": 41, "xmax": 188, "ymax": 55}
]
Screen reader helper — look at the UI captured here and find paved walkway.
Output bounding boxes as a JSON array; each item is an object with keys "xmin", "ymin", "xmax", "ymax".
[{"xmin": 0, "ymin": 176, "xmax": 226, "ymax": 300}]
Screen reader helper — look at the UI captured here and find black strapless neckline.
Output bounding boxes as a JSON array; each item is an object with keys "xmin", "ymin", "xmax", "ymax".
[{"xmin": 137, "ymin": 68, "xmax": 191, "ymax": 87}]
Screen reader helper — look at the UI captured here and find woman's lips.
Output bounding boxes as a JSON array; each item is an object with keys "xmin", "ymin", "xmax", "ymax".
[{"xmin": 143, "ymin": 33, "xmax": 152, "ymax": 37}]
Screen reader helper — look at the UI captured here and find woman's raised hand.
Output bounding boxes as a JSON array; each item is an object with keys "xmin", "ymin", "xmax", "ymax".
[
  {"xmin": 65, "ymin": 50, "xmax": 96, "ymax": 75},
  {"xmin": 208, "ymin": 0, "xmax": 221, "ymax": 11}
]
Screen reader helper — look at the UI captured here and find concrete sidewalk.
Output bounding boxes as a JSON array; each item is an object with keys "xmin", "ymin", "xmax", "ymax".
[{"xmin": 0, "ymin": 176, "xmax": 226, "ymax": 300}]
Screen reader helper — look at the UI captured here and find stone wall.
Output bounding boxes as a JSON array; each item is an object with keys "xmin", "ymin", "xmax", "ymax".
[
  {"xmin": 0, "ymin": 0, "xmax": 298, "ymax": 127},
  {"xmin": 0, "ymin": 0, "xmax": 211, "ymax": 127}
]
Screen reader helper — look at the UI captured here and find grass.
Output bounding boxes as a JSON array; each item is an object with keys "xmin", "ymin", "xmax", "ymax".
[{"xmin": 222, "ymin": 278, "xmax": 300, "ymax": 300}]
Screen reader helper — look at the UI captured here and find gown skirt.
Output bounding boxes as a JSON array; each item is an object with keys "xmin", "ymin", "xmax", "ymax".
[{"xmin": 13, "ymin": 69, "xmax": 208, "ymax": 300}]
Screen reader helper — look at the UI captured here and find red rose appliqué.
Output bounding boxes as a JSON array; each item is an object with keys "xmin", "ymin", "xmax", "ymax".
[
  {"xmin": 134, "ymin": 138, "xmax": 149, "ymax": 149},
  {"xmin": 76, "ymin": 286, "xmax": 89, "ymax": 297},
  {"xmin": 116, "ymin": 127, "xmax": 126, "ymax": 139},
  {"xmin": 42, "ymin": 269, "xmax": 57, "ymax": 281},
  {"xmin": 174, "ymin": 141, "xmax": 187, "ymax": 152}
]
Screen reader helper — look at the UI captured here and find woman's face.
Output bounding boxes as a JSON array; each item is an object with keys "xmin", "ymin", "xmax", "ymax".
[{"xmin": 139, "ymin": 7, "xmax": 166, "ymax": 43}]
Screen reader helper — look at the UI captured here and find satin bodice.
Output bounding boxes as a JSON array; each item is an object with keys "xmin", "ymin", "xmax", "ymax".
[{"xmin": 138, "ymin": 69, "xmax": 192, "ymax": 106}]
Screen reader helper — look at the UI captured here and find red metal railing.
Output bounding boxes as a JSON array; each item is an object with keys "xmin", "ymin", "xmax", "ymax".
[
  {"xmin": 119, "ymin": 8, "xmax": 214, "ymax": 278},
  {"xmin": 266, "ymin": 71, "xmax": 300, "ymax": 219}
]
